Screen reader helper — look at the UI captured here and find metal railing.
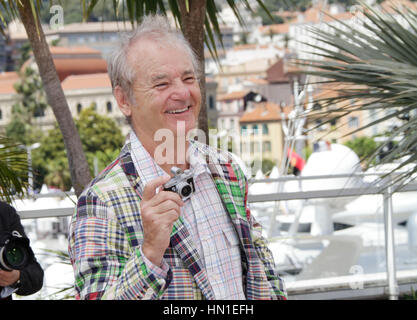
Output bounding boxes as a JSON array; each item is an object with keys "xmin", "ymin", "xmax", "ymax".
[
  {"xmin": 248, "ymin": 171, "xmax": 417, "ymax": 299},
  {"xmin": 15, "ymin": 172, "xmax": 417, "ymax": 300}
]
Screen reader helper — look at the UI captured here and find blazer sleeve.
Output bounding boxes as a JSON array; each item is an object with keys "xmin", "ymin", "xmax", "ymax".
[
  {"xmin": 68, "ymin": 189, "xmax": 172, "ymax": 300},
  {"xmin": 2, "ymin": 202, "xmax": 44, "ymax": 296}
]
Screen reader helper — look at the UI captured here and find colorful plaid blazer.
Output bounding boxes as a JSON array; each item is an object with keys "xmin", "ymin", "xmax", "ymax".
[{"xmin": 68, "ymin": 139, "xmax": 287, "ymax": 300}]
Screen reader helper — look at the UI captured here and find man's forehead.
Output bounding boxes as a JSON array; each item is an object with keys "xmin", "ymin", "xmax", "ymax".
[
  {"xmin": 127, "ymin": 40, "xmax": 195, "ymax": 79},
  {"xmin": 128, "ymin": 37, "xmax": 190, "ymax": 61},
  {"xmin": 131, "ymin": 37, "xmax": 188, "ymax": 54}
]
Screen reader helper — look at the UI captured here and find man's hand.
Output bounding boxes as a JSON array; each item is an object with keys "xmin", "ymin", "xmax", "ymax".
[
  {"xmin": 141, "ymin": 175, "xmax": 184, "ymax": 267},
  {"xmin": 0, "ymin": 269, "xmax": 20, "ymax": 287}
]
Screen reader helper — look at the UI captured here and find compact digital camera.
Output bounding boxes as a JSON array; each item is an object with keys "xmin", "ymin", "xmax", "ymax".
[
  {"xmin": 0, "ymin": 230, "xmax": 33, "ymax": 271},
  {"xmin": 163, "ymin": 166, "xmax": 195, "ymax": 201}
]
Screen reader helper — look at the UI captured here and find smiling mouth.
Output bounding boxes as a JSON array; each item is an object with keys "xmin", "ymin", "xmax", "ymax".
[{"xmin": 165, "ymin": 106, "xmax": 191, "ymax": 114}]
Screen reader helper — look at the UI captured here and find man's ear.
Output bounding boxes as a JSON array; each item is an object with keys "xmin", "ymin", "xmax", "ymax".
[{"xmin": 114, "ymin": 86, "xmax": 132, "ymax": 118}]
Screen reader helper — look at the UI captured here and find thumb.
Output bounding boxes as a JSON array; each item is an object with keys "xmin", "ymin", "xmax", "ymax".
[{"xmin": 142, "ymin": 174, "xmax": 171, "ymax": 201}]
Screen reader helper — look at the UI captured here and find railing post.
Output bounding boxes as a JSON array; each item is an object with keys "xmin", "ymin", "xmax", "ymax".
[{"xmin": 383, "ymin": 185, "xmax": 399, "ymax": 300}]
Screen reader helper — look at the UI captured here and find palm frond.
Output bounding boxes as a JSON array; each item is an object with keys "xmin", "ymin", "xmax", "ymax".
[
  {"xmin": 82, "ymin": 0, "xmax": 285, "ymax": 63},
  {"xmin": 299, "ymin": 1, "xmax": 417, "ymax": 186},
  {"xmin": 0, "ymin": 136, "xmax": 29, "ymax": 203}
]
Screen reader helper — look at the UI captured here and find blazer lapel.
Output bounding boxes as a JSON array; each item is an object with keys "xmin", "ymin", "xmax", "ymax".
[
  {"xmin": 118, "ymin": 142, "xmax": 143, "ymax": 199},
  {"xmin": 207, "ymin": 160, "xmax": 251, "ymax": 240}
]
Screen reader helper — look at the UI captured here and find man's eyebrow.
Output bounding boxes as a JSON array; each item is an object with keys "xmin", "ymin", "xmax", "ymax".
[
  {"xmin": 183, "ymin": 70, "xmax": 195, "ymax": 77},
  {"xmin": 150, "ymin": 70, "xmax": 195, "ymax": 83},
  {"xmin": 151, "ymin": 74, "xmax": 168, "ymax": 83}
]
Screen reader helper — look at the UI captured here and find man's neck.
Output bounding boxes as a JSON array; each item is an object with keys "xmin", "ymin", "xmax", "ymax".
[{"xmin": 135, "ymin": 129, "xmax": 190, "ymax": 176}]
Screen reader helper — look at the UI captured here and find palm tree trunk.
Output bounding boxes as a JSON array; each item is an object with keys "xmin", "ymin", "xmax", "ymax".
[
  {"xmin": 17, "ymin": 1, "xmax": 91, "ymax": 197},
  {"xmin": 178, "ymin": 0, "xmax": 208, "ymax": 143}
]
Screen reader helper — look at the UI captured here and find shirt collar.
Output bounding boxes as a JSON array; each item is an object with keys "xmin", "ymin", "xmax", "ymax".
[{"xmin": 129, "ymin": 131, "xmax": 210, "ymax": 192}]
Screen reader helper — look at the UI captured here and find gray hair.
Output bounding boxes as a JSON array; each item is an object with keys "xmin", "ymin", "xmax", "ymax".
[{"xmin": 107, "ymin": 14, "xmax": 201, "ymax": 104}]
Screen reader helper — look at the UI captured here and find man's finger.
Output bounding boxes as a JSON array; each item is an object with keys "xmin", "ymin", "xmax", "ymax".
[
  {"xmin": 142, "ymin": 175, "xmax": 171, "ymax": 201},
  {"xmin": 154, "ymin": 199, "xmax": 182, "ymax": 217},
  {"xmin": 147, "ymin": 190, "xmax": 185, "ymax": 208}
]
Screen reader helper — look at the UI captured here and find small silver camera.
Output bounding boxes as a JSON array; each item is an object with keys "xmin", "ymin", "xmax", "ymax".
[{"xmin": 163, "ymin": 166, "xmax": 195, "ymax": 201}]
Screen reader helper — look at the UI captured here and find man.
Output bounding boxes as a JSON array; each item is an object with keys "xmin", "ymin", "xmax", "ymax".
[
  {"xmin": 0, "ymin": 201, "xmax": 44, "ymax": 300},
  {"xmin": 68, "ymin": 15, "xmax": 287, "ymax": 300}
]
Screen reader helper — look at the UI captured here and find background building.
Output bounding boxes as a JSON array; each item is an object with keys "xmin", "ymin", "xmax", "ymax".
[{"xmin": 239, "ymin": 101, "xmax": 290, "ymax": 169}]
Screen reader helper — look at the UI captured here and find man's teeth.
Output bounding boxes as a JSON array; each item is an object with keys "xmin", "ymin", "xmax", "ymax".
[{"xmin": 166, "ymin": 106, "xmax": 189, "ymax": 114}]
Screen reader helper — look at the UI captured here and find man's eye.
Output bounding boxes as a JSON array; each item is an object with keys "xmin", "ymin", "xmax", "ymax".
[
  {"xmin": 184, "ymin": 77, "xmax": 195, "ymax": 83},
  {"xmin": 155, "ymin": 83, "xmax": 168, "ymax": 88}
]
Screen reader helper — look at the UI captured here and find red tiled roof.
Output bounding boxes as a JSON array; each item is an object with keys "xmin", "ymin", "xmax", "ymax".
[
  {"xmin": 259, "ymin": 23, "xmax": 290, "ymax": 35},
  {"xmin": 0, "ymin": 72, "xmax": 19, "ymax": 81},
  {"xmin": 293, "ymin": 7, "xmax": 353, "ymax": 24},
  {"xmin": 232, "ymin": 44, "xmax": 271, "ymax": 51},
  {"xmin": 0, "ymin": 79, "xmax": 17, "ymax": 94},
  {"xmin": 217, "ymin": 90, "xmax": 249, "ymax": 101},
  {"xmin": 61, "ymin": 73, "xmax": 111, "ymax": 91},
  {"xmin": 0, "ymin": 72, "xmax": 19, "ymax": 94},
  {"xmin": 246, "ymin": 77, "xmax": 269, "ymax": 85},
  {"xmin": 21, "ymin": 46, "xmax": 108, "ymax": 82},
  {"xmin": 380, "ymin": 0, "xmax": 417, "ymax": 12},
  {"xmin": 53, "ymin": 58, "xmax": 107, "ymax": 82},
  {"xmin": 49, "ymin": 46, "xmax": 102, "ymax": 55},
  {"xmin": 240, "ymin": 102, "xmax": 291, "ymax": 123}
]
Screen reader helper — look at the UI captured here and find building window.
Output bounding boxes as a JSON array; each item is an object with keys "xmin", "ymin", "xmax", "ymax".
[
  {"xmin": 0, "ymin": 108, "xmax": 2, "ymax": 119},
  {"xmin": 348, "ymin": 116, "xmax": 359, "ymax": 128},
  {"xmin": 106, "ymin": 101, "xmax": 112, "ymax": 113},
  {"xmin": 241, "ymin": 142, "xmax": 247, "ymax": 153},
  {"xmin": 263, "ymin": 141, "xmax": 271, "ymax": 152},
  {"xmin": 313, "ymin": 103, "xmax": 322, "ymax": 111},
  {"xmin": 33, "ymin": 106, "xmax": 45, "ymax": 118},
  {"xmin": 252, "ymin": 124, "xmax": 259, "ymax": 135},
  {"xmin": 262, "ymin": 123, "xmax": 269, "ymax": 135},
  {"xmin": 241, "ymin": 125, "xmax": 247, "ymax": 135},
  {"xmin": 208, "ymin": 95, "xmax": 215, "ymax": 110},
  {"xmin": 77, "ymin": 103, "xmax": 82, "ymax": 114},
  {"xmin": 315, "ymin": 119, "xmax": 326, "ymax": 131}
]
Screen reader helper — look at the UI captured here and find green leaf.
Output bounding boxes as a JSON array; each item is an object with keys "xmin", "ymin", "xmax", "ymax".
[{"xmin": 298, "ymin": 1, "xmax": 417, "ymax": 186}]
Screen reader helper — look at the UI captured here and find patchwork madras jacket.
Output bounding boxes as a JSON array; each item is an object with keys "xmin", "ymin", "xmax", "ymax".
[{"xmin": 68, "ymin": 138, "xmax": 287, "ymax": 300}]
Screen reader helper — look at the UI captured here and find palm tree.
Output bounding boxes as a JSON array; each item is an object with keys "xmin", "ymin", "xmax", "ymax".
[
  {"xmin": 0, "ymin": 0, "xmax": 282, "ymax": 196},
  {"xmin": 1, "ymin": 1, "xmax": 91, "ymax": 197},
  {"xmin": 299, "ymin": 1, "xmax": 417, "ymax": 186},
  {"xmin": 0, "ymin": 136, "xmax": 29, "ymax": 204}
]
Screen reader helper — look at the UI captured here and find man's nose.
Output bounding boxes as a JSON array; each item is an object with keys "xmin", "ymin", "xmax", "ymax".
[{"xmin": 171, "ymin": 80, "xmax": 191, "ymax": 101}]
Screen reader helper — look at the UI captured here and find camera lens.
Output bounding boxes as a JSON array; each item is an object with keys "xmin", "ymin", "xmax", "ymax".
[
  {"xmin": 0, "ymin": 239, "xmax": 30, "ymax": 270},
  {"xmin": 180, "ymin": 185, "xmax": 192, "ymax": 197},
  {"xmin": 6, "ymin": 245, "xmax": 25, "ymax": 267}
]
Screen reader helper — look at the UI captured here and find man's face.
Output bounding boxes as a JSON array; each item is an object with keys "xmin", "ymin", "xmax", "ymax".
[{"xmin": 126, "ymin": 39, "xmax": 201, "ymax": 143}]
